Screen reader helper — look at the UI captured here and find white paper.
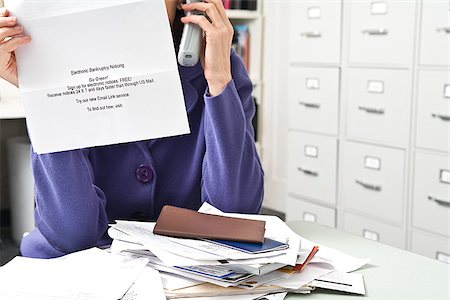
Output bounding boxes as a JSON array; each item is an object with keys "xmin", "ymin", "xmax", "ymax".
[
  {"xmin": 113, "ymin": 221, "xmax": 226, "ymax": 263},
  {"xmin": 269, "ymin": 262, "xmax": 334, "ymax": 289},
  {"xmin": 176, "ymin": 293, "xmax": 268, "ymax": 300},
  {"xmin": 0, "ymin": 248, "xmax": 149, "ymax": 299},
  {"xmin": 7, "ymin": 0, "xmax": 189, "ymax": 153},
  {"xmin": 237, "ymin": 270, "xmax": 291, "ymax": 290},
  {"xmin": 160, "ymin": 272, "xmax": 203, "ymax": 291},
  {"xmin": 148, "ymin": 259, "xmax": 236, "ymax": 288},
  {"xmin": 311, "ymin": 271, "xmax": 366, "ymax": 295},
  {"xmin": 168, "ymin": 236, "xmax": 289, "ymax": 261},
  {"xmin": 121, "ymin": 267, "xmax": 166, "ymax": 300},
  {"xmin": 299, "ymin": 236, "xmax": 370, "ymax": 273}
]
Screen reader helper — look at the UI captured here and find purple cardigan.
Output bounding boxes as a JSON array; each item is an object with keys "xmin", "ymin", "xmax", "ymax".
[{"xmin": 20, "ymin": 51, "xmax": 264, "ymax": 258}]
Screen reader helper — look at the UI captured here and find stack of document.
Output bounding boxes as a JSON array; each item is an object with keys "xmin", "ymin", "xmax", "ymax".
[
  {"xmin": 108, "ymin": 203, "xmax": 370, "ymax": 299},
  {"xmin": 0, "ymin": 203, "xmax": 370, "ymax": 299}
]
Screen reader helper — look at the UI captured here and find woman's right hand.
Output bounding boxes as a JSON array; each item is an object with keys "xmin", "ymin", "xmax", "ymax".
[{"xmin": 0, "ymin": 7, "xmax": 31, "ymax": 87}]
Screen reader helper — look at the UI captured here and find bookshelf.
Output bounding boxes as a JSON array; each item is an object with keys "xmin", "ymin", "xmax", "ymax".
[{"xmin": 226, "ymin": 3, "xmax": 264, "ymax": 151}]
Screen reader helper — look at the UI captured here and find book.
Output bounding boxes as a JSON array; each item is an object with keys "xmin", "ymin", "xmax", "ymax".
[
  {"xmin": 232, "ymin": 24, "xmax": 250, "ymax": 71},
  {"xmin": 206, "ymin": 238, "xmax": 289, "ymax": 254}
]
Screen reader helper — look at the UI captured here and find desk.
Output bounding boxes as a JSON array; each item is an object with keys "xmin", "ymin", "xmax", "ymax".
[{"xmin": 286, "ymin": 221, "xmax": 450, "ymax": 300}]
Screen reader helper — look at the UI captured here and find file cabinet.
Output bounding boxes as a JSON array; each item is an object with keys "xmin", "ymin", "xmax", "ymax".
[
  {"xmin": 289, "ymin": 0, "xmax": 342, "ymax": 64},
  {"xmin": 288, "ymin": 67, "xmax": 340, "ymax": 135},
  {"xmin": 348, "ymin": 0, "xmax": 416, "ymax": 66},
  {"xmin": 286, "ymin": 197, "xmax": 336, "ymax": 228},
  {"xmin": 345, "ymin": 68, "xmax": 411, "ymax": 146},
  {"xmin": 419, "ymin": 0, "xmax": 450, "ymax": 67},
  {"xmin": 411, "ymin": 230, "xmax": 450, "ymax": 264},
  {"xmin": 412, "ymin": 151, "xmax": 450, "ymax": 237},
  {"xmin": 344, "ymin": 212, "xmax": 405, "ymax": 248},
  {"xmin": 285, "ymin": 0, "xmax": 450, "ymax": 262},
  {"xmin": 288, "ymin": 131, "xmax": 338, "ymax": 205},
  {"xmin": 341, "ymin": 141, "xmax": 406, "ymax": 223},
  {"xmin": 415, "ymin": 70, "xmax": 450, "ymax": 153}
]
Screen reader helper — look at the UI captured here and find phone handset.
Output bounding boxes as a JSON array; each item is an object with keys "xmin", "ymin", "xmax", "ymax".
[{"xmin": 178, "ymin": 0, "xmax": 203, "ymax": 67}]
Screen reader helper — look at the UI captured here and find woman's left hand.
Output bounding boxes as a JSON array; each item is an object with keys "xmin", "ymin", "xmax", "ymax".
[{"xmin": 181, "ymin": 0, "xmax": 233, "ymax": 96}]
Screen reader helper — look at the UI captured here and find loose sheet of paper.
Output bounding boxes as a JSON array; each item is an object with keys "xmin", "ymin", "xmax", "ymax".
[
  {"xmin": 311, "ymin": 271, "xmax": 366, "ymax": 295},
  {"xmin": 6, "ymin": 0, "xmax": 190, "ymax": 153},
  {"xmin": 269, "ymin": 262, "xmax": 334, "ymax": 290},
  {"xmin": 0, "ymin": 248, "xmax": 149, "ymax": 299},
  {"xmin": 121, "ymin": 267, "xmax": 166, "ymax": 300}
]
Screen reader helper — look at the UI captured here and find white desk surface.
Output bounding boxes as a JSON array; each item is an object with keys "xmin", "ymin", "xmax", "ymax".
[{"xmin": 286, "ymin": 221, "xmax": 450, "ymax": 300}]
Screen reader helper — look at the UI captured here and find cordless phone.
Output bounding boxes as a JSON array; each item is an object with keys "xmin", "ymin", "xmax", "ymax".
[{"xmin": 178, "ymin": 0, "xmax": 203, "ymax": 67}]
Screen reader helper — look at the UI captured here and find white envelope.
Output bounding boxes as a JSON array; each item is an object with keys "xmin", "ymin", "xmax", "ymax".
[{"xmin": 6, "ymin": 0, "xmax": 190, "ymax": 153}]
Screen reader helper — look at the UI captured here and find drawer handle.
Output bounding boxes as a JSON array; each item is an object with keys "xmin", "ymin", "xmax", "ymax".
[
  {"xmin": 431, "ymin": 113, "xmax": 450, "ymax": 121},
  {"xmin": 358, "ymin": 106, "xmax": 385, "ymax": 115},
  {"xmin": 300, "ymin": 31, "xmax": 322, "ymax": 38},
  {"xmin": 427, "ymin": 195, "xmax": 450, "ymax": 207},
  {"xmin": 298, "ymin": 167, "xmax": 319, "ymax": 177},
  {"xmin": 355, "ymin": 179, "xmax": 382, "ymax": 192},
  {"xmin": 299, "ymin": 101, "xmax": 321, "ymax": 109},
  {"xmin": 362, "ymin": 28, "xmax": 388, "ymax": 35},
  {"xmin": 436, "ymin": 27, "xmax": 450, "ymax": 34}
]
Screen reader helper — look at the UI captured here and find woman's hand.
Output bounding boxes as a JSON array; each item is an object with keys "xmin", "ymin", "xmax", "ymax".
[
  {"xmin": 0, "ymin": 8, "xmax": 31, "ymax": 87},
  {"xmin": 181, "ymin": 0, "xmax": 233, "ymax": 96}
]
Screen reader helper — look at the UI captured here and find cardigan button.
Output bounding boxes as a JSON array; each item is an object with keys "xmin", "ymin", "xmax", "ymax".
[{"xmin": 136, "ymin": 164, "xmax": 153, "ymax": 183}]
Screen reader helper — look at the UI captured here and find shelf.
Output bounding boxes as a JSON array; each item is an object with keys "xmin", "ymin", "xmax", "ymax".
[{"xmin": 226, "ymin": 9, "xmax": 259, "ymax": 20}]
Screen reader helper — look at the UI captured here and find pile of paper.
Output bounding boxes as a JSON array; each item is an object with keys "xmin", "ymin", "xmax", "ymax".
[
  {"xmin": 0, "ymin": 203, "xmax": 370, "ymax": 299},
  {"xmin": 108, "ymin": 203, "xmax": 370, "ymax": 299}
]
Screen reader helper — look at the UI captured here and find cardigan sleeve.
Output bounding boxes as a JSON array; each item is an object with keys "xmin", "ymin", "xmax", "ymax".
[
  {"xmin": 201, "ymin": 52, "xmax": 264, "ymax": 213},
  {"xmin": 30, "ymin": 148, "xmax": 109, "ymax": 254}
]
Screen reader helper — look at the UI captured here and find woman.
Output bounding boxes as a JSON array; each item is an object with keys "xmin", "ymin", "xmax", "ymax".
[{"xmin": 0, "ymin": 0, "xmax": 264, "ymax": 258}]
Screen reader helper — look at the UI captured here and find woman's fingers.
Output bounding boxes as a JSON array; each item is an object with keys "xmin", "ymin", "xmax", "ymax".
[
  {"xmin": 0, "ymin": 16, "xmax": 17, "ymax": 28},
  {"xmin": 203, "ymin": 0, "xmax": 231, "ymax": 28},
  {"xmin": 182, "ymin": 2, "xmax": 224, "ymax": 28},
  {"xmin": 0, "ymin": 7, "xmax": 10, "ymax": 17},
  {"xmin": 0, "ymin": 35, "xmax": 31, "ymax": 53},
  {"xmin": 0, "ymin": 25, "xmax": 23, "ymax": 41},
  {"xmin": 181, "ymin": 14, "xmax": 214, "ymax": 33}
]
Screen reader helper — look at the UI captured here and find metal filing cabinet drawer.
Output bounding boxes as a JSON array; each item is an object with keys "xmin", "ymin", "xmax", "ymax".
[
  {"xmin": 412, "ymin": 151, "xmax": 450, "ymax": 237},
  {"xmin": 341, "ymin": 141, "xmax": 405, "ymax": 222},
  {"xmin": 419, "ymin": 0, "xmax": 450, "ymax": 66},
  {"xmin": 344, "ymin": 212, "xmax": 405, "ymax": 248},
  {"xmin": 286, "ymin": 197, "xmax": 336, "ymax": 227},
  {"xmin": 415, "ymin": 70, "xmax": 450, "ymax": 153},
  {"xmin": 289, "ymin": 67, "xmax": 340, "ymax": 135},
  {"xmin": 348, "ymin": 0, "xmax": 415, "ymax": 65},
  {"xmin": 346, "ymin": 68, "xmax": 411, "ymax": 146},
  {"xmin": 288, "ymin": 131, "xmax": 338, "ymax": 205},
  {"xmin": 289, "ymin": 0, "xmax": 342, "ymax": 64},
  {"xmin": 411, "ymin": 230, "xmax": 450, "ymax": 264}
]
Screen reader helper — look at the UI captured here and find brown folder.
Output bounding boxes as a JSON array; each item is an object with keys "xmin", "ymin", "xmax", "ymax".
[{"xmin": 154, "ymin": 205, "xmax": 266, "ymax": 244}]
